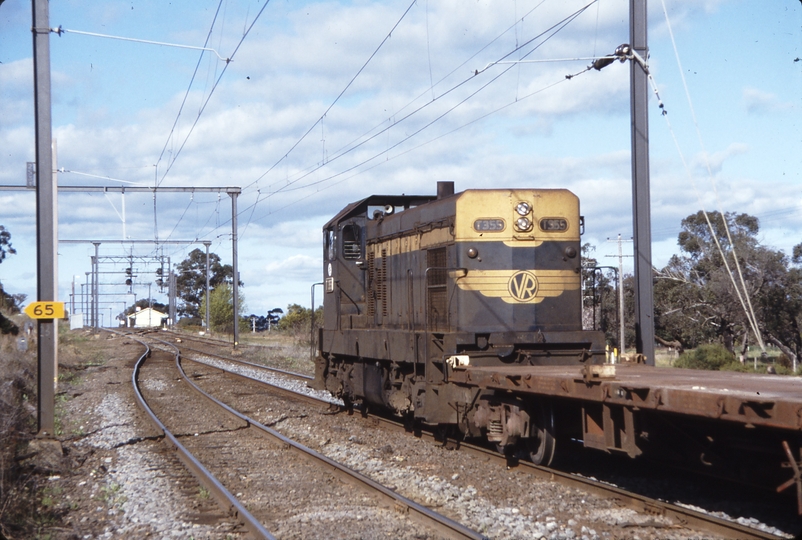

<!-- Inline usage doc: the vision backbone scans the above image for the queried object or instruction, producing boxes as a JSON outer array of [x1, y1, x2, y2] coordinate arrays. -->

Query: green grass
[[96, 482, 126, 507]]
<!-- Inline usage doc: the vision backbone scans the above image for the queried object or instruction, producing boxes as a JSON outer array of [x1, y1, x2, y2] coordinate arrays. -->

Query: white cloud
[[690, 143, 749, 175], [742, 87, 794, 115], [0, 0, 798, 320]]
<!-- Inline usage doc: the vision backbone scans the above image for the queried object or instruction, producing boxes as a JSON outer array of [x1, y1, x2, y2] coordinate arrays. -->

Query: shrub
[[177, 317, 202, 328], [719, 361, 750, 372], [776, 353, 792, 369], [674, 343, 735, 370], [773, 364, 794, 375]]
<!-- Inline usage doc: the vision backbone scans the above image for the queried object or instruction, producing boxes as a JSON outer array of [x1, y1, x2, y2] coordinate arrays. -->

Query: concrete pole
[[204, 241, 211, 333], [93, 242, 100, 330], [32, 0, 57, 437], [230, 193, 239, 347], [617, 235, 626, 355], [630, 0, 655, 364], [84, 272, 89, 320]]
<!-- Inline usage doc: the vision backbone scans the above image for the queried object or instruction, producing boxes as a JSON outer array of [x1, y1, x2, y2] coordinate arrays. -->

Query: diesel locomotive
[[314, 182, 606, 463]]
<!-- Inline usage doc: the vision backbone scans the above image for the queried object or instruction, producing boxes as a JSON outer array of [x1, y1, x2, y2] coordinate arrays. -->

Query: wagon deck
[[448, 363, 802, 432]]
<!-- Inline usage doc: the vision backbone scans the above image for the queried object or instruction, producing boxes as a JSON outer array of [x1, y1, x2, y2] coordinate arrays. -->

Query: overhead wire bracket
[[50, 25, 231, 63]]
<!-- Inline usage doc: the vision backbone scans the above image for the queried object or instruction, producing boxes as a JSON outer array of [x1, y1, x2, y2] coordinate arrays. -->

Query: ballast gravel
[[39, 333, 243, 539], [186, 353, 726, 540], [39, 331, 795, 539]]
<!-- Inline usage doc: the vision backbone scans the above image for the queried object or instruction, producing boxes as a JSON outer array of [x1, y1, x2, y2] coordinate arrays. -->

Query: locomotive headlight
[[515, 217, 532, 231], [515, 201, 531, 216], [467, 247, 478, 258]]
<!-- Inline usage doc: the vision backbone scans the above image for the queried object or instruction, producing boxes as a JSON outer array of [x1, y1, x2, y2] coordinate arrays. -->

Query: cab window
[[342, 224, 361, 260], [325, 228, 336, 261]]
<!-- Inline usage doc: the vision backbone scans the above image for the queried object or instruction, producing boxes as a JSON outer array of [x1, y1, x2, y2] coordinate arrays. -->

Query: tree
[[119, 299, 168, 321], [200, 283, 246, 334], [0, 229, 21, 335], [581, 243, 627, 349], [175, 248, 239, 318], [0, 282, 24, 336], [245, 308, 284, 332], [278, 303, 323, 341], [0, 226, 16, 264], [654, 211, 802, 364]]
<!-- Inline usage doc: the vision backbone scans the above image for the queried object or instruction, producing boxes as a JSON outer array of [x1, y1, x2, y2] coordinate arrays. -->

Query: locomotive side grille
[[380, 249, 388, 316], [427, 247, 448, 330], [367, 251, 376, 317]]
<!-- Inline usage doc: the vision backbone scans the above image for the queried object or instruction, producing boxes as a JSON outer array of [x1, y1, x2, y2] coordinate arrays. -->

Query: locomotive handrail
[[423, 266, 467, 382], [310, 282, 323, 363]]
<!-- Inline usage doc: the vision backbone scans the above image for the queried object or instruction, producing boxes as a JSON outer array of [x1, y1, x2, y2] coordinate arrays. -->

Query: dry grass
[[237, 330, 316, 375], [0, 328, 40, 539], [0, 324, 108, 539]]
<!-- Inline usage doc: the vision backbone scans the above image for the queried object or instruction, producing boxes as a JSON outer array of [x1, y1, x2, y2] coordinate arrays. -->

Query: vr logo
[[508, 271, 539, 302]]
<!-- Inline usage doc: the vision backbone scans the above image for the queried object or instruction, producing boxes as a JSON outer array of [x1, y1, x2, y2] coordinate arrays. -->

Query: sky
[[0, 0, 800, 325]]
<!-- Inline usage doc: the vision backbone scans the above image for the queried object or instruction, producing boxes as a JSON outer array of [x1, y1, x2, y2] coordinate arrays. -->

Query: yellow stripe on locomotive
[[454, 189, 580, 243], [454, 269, 579, 304]]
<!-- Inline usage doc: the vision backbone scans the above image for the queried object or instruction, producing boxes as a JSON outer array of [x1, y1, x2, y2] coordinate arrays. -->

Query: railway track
[[167, 331, 796, 540], [127, 331, 488, 539]]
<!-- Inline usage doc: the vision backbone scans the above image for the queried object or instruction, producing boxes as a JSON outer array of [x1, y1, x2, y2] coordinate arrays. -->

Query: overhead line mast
[[32, 0, 57, 438], [629, 0, 655, 364]]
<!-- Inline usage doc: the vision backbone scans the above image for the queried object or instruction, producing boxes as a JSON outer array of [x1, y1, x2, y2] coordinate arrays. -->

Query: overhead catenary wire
[[240, 0, 553, 199], [51, 26, 231, 62], [250, 74, 572, 221], [235, 0, 598, 225], [227, 2, 598, 236], [657, 0, 766, 353], [244, 0, 419, 192], [59, 169, 148, 185], [155, 0, 272, 188], [155, 0, 226, 185]]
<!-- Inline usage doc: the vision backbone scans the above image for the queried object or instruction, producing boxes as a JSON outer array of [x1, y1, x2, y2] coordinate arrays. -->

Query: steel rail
[[373, 416, 789, 540], [162, 330, 313, 381], [143, 333, 488, 540], [121, 331, 276, 540], [177, 347, 788, 540], [173, 341, 312, 381]]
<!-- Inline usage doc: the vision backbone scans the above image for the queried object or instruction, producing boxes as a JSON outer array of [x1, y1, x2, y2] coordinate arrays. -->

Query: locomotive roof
[[324, 194, 439, 229]]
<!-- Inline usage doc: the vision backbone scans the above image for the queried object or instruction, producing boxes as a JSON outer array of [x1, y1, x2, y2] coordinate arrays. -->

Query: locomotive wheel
[[526, 403, 556, 466]]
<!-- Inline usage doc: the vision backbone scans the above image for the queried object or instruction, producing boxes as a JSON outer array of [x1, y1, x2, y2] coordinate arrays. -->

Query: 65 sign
[[23, 301, 65, 320]]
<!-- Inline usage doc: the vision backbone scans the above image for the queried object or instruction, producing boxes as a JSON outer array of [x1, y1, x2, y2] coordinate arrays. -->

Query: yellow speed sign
[[23, 301, 65, 319]]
